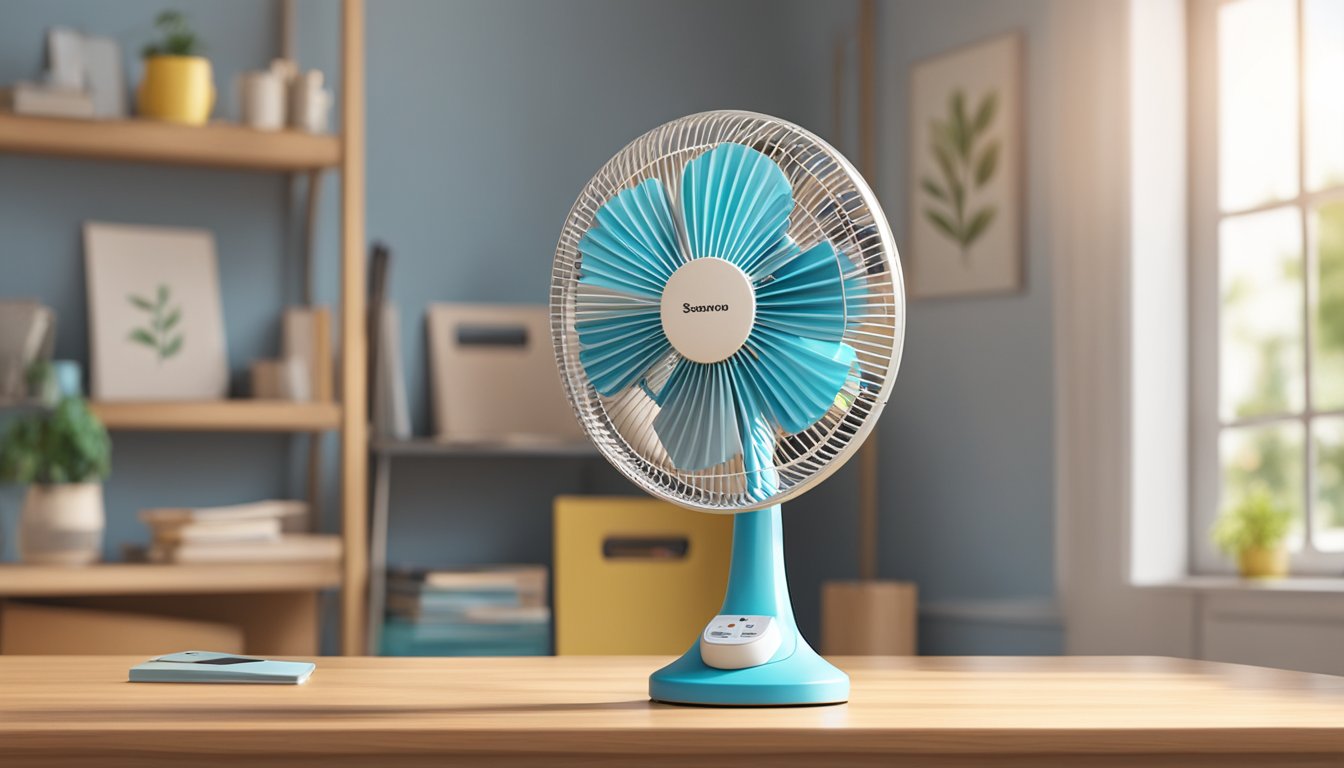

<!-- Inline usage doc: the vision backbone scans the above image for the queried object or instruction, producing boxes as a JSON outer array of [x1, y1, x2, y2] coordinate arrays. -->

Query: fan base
[[649, 633, 849, 706], [648, 505, 849, 706]]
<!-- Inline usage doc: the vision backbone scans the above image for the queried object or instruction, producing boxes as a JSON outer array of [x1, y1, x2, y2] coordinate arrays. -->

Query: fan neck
[[720, 505, 800, 655]]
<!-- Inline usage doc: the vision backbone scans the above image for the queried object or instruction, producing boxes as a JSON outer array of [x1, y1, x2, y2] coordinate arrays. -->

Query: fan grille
[[551, 111, 904, 512]]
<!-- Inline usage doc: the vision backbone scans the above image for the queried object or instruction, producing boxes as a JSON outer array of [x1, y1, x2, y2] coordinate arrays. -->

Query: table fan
[[551, 111, 904, 706]]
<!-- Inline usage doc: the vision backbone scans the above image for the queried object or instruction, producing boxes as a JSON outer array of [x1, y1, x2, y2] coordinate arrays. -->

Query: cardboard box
[[821, 580, 917, 655]]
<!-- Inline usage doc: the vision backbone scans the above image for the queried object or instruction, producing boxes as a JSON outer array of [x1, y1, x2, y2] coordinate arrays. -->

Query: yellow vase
[[1237, 546, 1288, 579], [137, 55, 214, 125]]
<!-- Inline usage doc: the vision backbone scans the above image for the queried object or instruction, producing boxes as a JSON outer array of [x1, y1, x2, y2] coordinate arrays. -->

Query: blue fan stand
[[648, 506, 850, 706]]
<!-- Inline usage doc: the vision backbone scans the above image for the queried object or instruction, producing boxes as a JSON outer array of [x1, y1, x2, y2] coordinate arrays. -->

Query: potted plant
[[1212, 485, 1293, 579], [137, 10, 213, 125], [0, 397, 111, 565]]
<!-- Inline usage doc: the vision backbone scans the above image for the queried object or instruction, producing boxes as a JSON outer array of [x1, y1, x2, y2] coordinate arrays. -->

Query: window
[[1193, 0, 1344, 572]]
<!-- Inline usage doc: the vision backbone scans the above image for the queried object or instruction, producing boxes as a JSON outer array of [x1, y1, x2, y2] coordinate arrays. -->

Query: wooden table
[[2, 656, 1343, 767]]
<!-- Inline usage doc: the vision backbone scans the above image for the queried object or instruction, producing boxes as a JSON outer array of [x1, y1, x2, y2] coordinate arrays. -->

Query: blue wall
[[874, 0, 1063, 652], [349, 0, 866, 648], [0, 0, 1059, 653]]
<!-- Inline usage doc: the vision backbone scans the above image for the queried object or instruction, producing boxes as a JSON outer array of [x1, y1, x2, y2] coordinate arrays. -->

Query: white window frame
[[1190, 0, 1344, 574]]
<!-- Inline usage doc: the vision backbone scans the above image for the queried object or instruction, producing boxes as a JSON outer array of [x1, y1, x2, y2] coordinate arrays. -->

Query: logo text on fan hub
[[683, 302, 731, 313]]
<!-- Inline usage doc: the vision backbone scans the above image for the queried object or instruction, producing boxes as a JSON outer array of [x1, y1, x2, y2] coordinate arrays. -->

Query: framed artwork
[[84, 222, 229, 400], [908, 33, 1023, 298]]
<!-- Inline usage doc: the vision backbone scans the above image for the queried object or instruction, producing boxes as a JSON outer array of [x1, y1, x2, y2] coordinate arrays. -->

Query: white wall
[[1056, 0, 1344, 676]]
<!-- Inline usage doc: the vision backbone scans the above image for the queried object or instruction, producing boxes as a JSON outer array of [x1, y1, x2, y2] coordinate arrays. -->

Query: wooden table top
[[2, 655, 1343, 767]]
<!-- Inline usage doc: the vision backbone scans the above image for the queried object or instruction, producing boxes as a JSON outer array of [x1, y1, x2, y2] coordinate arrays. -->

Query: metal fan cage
[[551, 110, 904, 512]]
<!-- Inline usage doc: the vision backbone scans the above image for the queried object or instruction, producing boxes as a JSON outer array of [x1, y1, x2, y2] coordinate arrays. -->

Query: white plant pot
[[19, 483, 105, 565]]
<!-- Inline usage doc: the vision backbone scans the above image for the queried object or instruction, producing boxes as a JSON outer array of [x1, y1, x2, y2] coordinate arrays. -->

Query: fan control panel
[[699, 615, 781, 670]]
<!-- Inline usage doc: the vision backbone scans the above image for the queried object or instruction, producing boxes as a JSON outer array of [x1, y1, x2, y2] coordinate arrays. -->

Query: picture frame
[[907, 33, 1024, 299], [84, 222, 229, 400]]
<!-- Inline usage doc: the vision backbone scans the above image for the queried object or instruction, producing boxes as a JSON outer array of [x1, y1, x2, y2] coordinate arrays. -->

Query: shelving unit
[[364, 437, 598, 654], [91, 400, 342, 432], [0, 562, 341, 656], [0, 0, 368, 654]]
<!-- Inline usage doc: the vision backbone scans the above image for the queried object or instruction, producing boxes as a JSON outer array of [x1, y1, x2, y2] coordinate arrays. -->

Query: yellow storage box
[[554, 496, 731, 655]]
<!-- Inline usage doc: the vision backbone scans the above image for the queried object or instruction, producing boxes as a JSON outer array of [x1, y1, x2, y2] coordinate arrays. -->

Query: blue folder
[[129, 651, 314, 684]]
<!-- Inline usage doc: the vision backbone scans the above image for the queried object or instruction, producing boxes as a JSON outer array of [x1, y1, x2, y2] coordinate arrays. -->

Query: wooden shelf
[[371, 437, 598, 458], [0, 0, 368, 654], [0, 562, 341, 597], [90, 400, 341, 432], [0, 113, 341, 172]]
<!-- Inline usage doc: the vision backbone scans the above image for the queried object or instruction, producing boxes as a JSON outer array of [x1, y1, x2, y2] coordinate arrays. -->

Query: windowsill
[[1138, 575, 1344, 595]]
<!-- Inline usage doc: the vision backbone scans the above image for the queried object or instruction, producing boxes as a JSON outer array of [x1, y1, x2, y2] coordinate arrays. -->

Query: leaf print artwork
[[127, 283, 185, 362], [921, 88, 1000, 264]]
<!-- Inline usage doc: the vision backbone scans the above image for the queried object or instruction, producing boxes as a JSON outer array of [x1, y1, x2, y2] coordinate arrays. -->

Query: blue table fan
[[551, 111, 904, 705]]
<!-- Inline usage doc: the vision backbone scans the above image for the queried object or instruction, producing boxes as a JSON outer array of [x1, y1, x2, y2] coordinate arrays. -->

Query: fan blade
[[745, 234, 801, 280], [754, 241, 850, 342], [729, 371, 779, 501], [579, 178, 682, 297], [652, 359, 743, 472], [681, 143, 794, 271], [575, 301, 670, 397], [740, 327, 857, 434]]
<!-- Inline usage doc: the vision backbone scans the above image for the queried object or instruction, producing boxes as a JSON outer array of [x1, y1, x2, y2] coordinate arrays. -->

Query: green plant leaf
[[950, 90, 970, 159], [129, 328, 157, 348], [964, 207, 997, 246], [162, 308, 182, 331], [163, 335, 184, 359], [931, 121, 959, 167], [156, 284, 169, 307], [949, 171, 965, 217], [974, 142, 1000, 188], [148, 11, 203, 57], [932, 141, 959, 189], [0, 396, 110, 484], [1212, 484, 1294, 554], [972, 92, 998, 135], [156, 10, 184, 29], [921, 177, 948, 202], [128, 294, 154, 311], [924, 208, 961, 243]]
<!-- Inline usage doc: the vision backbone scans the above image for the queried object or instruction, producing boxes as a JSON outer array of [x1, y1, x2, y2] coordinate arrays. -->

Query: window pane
[[1219, 0, 1299, 211], [1305, 0, 1344, 191], [1313, 201, 1344, 409], [1220, 207, 1304, 420], [1221, 421, 1305, 550], [1314, 418, 1344, 552]]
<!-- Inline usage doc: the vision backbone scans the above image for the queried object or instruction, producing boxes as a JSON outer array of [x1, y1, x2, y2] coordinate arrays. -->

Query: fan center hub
[[660, 257, 756, 364]]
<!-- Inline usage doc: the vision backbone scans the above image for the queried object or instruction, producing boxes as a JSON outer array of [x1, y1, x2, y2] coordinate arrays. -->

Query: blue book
[[129, 651, 315, 684]]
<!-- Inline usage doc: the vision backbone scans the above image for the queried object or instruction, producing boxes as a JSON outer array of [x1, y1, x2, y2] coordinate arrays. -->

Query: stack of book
[[141, 500, 341, 564], [381, 565, 550, 656]]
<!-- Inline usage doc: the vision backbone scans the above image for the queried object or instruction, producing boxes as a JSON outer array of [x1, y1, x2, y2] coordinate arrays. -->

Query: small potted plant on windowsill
[[0, 396, 111, 565], [137, 10, 213, 125], [1212, 485, 1293, 579]]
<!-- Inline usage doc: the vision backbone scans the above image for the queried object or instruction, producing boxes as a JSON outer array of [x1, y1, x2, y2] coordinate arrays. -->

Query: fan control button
[[700, 614, 781, 669]]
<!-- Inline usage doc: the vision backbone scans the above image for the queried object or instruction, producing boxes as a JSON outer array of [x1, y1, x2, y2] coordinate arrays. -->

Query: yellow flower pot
[[1237, 546, 1288, 579], [137, 55, 214, 125]]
